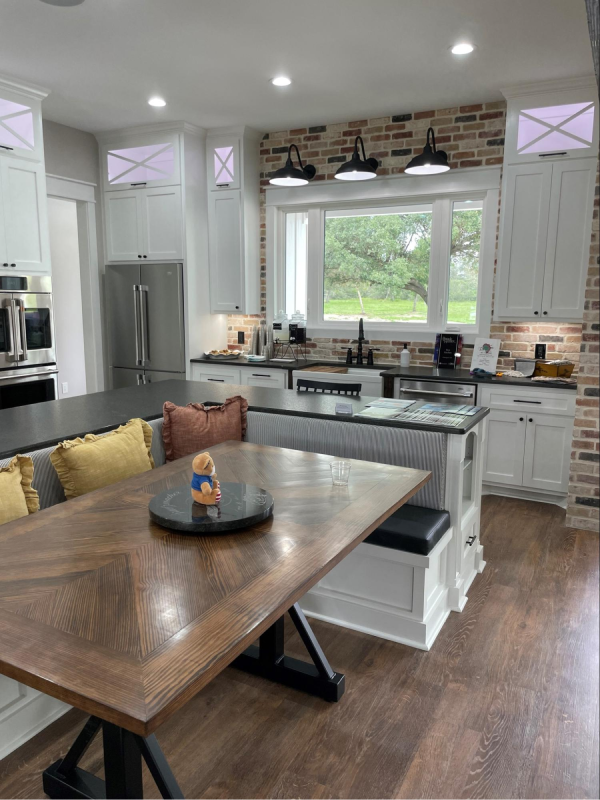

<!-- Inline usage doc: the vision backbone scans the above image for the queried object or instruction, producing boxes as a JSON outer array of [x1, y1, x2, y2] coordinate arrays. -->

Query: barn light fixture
[[334, 136, 378, 181], [405, 127, 450, 175], [269, 144, 316, 186]]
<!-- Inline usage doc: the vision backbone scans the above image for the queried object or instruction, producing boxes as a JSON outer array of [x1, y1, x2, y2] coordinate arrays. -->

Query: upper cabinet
[[495, 79, 598, 322], [100, 132, 181, 192], [503, 79, 599, 165], [0, 75, 51, 276], [206, 127, 260, 314]]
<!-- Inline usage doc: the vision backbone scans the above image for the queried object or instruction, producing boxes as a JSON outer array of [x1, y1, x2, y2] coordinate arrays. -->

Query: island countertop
[[0, 380, 489, 460]]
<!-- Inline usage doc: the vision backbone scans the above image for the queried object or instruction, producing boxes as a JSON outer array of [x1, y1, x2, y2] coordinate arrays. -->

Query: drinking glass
[[330, 460, 351, 486]]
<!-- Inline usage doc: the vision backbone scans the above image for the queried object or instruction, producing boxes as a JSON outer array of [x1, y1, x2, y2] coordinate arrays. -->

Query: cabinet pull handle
[[538, 151, 567, 158], [131, 182, 147, 186], [207, 378, 225, 382], [252, 373, 270, 377], [0, 145, 14, 151], [466, 535, 476, 546], [513, 399, 541, 404]]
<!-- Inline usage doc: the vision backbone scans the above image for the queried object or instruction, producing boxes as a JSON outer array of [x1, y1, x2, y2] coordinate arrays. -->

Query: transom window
[[0, 97, 35, 152], [107, 143, 175, 185]]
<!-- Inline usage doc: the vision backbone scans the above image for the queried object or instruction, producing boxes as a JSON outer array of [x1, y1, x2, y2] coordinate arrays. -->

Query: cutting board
[[301, 365, 348, 374]]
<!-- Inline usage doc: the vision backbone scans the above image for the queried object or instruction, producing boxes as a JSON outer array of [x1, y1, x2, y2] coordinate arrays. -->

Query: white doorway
[[47, 196, 87, 398]]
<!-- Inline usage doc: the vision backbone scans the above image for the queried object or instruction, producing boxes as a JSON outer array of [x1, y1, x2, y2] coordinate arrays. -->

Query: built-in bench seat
[[366, 507, 451, 556]]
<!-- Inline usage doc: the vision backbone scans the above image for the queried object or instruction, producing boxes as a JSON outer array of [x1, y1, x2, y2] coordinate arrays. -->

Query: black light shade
[[405, 127, 450, 175], [335, 136, 378, 181], [269, 144, 316, 186]]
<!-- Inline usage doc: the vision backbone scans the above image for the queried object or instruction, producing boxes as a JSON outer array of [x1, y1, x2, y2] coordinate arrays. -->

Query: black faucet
[[346, 318, 369, 365]]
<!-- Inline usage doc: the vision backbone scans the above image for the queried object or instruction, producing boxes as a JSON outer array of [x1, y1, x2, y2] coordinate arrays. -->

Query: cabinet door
[[0, 168, 6, 266], [483, 410, 526, 486], [141, 186, 183, 261], [0, 160, 50, 273], [209, 191, 243, 313], [522, 414, 573, 493], [102, 135, 180, 192], [495, 163, 552, 318], [541, 159, 596, 320], [207, 138, 241, 191], [0, 87, 44, 162], [105, 191, 143, 262], [240, 368, 287, 389]]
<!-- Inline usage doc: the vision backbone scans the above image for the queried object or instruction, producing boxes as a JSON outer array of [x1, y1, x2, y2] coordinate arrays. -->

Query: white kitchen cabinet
[[483, 409, 526, 486], [190, 362, 242, 385], [105, 185, 183, 262], [206, 127, 260, 314], [495, 157, 596, 322], [522, 413, 573, 492], [240, 367, 287, 389], [0, 159, 51, 274], [480, 385, 575, 499], [0, 80, 45, 163], [100, 133, 180, 192]]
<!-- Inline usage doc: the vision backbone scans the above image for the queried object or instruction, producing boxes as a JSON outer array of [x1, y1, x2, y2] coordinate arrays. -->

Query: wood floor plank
[[0, 496, 598, 800]]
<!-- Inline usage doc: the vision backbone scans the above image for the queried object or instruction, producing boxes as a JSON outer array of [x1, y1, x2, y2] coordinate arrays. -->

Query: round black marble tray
[[148, 482, 274, 534]]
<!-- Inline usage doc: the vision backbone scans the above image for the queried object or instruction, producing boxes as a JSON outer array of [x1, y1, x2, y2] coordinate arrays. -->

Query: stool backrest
[[296, 378, 362, 396]]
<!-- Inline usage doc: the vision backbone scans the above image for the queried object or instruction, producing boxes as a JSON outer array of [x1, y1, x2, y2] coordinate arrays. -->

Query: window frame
[[266, 167, 500, 344]]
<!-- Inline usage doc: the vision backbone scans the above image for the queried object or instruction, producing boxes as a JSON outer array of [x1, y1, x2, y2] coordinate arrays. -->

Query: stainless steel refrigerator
[[106, 263, 185, 388]]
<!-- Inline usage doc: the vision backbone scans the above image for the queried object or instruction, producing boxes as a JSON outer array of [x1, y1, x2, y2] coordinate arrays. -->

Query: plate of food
[[205, 349, 242, 360]]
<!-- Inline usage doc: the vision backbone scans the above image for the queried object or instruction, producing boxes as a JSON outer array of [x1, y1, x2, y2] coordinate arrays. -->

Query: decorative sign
[[470, 338, 501, 374], [436, 334, 461, 368]]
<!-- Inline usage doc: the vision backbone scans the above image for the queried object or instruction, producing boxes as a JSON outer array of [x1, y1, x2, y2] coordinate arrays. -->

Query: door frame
[[46, 174, 103, 394]]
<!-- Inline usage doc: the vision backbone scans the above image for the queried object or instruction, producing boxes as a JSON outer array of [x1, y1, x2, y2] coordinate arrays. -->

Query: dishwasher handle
[[400, 387, 474, 398]]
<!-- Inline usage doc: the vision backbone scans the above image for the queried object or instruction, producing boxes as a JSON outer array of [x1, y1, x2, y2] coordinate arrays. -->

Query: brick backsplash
[[224, 101, 597, 532]]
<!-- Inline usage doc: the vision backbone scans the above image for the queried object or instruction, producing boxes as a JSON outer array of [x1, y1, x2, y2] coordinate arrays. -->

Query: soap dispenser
[[400, 343, 411, 368]]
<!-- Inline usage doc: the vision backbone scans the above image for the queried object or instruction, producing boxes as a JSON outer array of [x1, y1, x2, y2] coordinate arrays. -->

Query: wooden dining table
[[0, 441, 429, 800]]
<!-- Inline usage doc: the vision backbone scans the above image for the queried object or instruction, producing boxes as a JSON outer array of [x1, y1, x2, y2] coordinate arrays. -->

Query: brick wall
[[566, 164, 600, 532]]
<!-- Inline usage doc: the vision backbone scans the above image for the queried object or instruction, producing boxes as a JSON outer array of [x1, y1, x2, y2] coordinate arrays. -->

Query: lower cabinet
[[480, 386, 575, 498], [190, 362, 288, 389]]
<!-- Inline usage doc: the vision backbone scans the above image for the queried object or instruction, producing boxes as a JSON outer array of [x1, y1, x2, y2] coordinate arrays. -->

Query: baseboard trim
[[483, 483, 567, 508]]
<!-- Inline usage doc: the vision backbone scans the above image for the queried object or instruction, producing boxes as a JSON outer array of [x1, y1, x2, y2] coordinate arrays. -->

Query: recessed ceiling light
[[271, 76, 292, 87], [39, 0, 85, 5], [451, 42, 475, 55], [148, 97, 167, 107]]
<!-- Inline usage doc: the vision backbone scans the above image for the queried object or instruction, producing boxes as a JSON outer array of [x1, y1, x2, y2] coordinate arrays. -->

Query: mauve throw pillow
[[162, 396, 248, 461]]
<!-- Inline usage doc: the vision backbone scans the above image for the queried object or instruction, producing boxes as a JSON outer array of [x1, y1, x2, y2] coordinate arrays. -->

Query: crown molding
[[501, 75, 597, 99], [95, 120, 206, 143], [0, 73, 49, 102], [206, 124, 262, 141]]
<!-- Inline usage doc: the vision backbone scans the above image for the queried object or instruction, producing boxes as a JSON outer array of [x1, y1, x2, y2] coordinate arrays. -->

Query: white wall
[[47, 197, 87, 398]]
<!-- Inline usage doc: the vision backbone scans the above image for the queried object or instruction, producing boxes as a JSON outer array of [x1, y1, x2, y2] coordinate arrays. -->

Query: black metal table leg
[[231, 603, 345, 701], [43, 717, 183, 800]]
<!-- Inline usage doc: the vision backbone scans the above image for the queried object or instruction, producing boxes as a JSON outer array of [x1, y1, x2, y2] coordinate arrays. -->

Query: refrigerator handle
[[133, 285, 142, 366], [4, 301, 16, 360], [139, 284, 150, 366]]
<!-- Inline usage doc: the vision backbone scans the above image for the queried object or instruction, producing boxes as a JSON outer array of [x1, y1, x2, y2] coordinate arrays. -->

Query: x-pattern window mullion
[[517, 102, 594, 152], [108, 143, 173, 183]]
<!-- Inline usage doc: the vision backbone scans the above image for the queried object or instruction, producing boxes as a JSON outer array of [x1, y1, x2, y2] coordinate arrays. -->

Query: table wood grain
[[0, 441, 429, 736]]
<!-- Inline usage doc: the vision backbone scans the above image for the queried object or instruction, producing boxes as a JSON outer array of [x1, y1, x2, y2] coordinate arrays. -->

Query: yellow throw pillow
[[0, 455, 39, 525], [50, 418, 155, 499]]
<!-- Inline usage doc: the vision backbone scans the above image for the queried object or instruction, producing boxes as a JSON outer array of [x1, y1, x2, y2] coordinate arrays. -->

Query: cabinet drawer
[[479, 385, 576, 416], [190, 364, 241, 385], [241, 368, 287, 389]]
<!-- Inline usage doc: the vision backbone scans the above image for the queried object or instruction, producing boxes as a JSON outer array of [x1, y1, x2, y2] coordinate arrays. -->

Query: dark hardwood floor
[[0, 495, 598, 799]]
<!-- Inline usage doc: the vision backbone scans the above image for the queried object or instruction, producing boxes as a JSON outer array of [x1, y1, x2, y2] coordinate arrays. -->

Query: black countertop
[[0, 380, 489, 460], [191, 357, 577, 390], [380, 365, 577, 390]]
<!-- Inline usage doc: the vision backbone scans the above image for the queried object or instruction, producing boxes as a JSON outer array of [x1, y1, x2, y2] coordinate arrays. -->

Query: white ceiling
[[0, 0, 594, 134]]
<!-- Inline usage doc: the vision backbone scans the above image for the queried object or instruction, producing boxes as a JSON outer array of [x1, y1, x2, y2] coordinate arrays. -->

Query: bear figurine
[[190, 452, 222, 505]]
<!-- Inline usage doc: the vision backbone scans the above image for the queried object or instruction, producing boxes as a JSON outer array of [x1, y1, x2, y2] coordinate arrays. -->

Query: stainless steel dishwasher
[[395, 378, 477, 405]]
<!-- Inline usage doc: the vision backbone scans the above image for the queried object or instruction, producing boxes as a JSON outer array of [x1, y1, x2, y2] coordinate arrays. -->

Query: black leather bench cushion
[[366, 506, 451, 556]]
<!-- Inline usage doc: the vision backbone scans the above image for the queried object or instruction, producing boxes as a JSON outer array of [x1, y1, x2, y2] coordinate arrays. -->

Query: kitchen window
[[269, 170, 497, 340]]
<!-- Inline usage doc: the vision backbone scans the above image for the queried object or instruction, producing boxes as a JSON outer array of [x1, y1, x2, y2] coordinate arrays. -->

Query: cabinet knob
[[235, 306, 240, 310], [529, 417, 533, 422], [519, 417, 524, 422], [138, 255, 142, 258], [543, 311, 548, 315], [534, 311, 539, 315], [10, 264, 15, 268], [143, 255, 147, 258], [2, 263, 7, 267]]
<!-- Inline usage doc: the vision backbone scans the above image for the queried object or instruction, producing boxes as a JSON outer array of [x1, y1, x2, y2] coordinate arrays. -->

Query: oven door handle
[[400, 387, 474, 398], [16, 300, 28, 362]]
